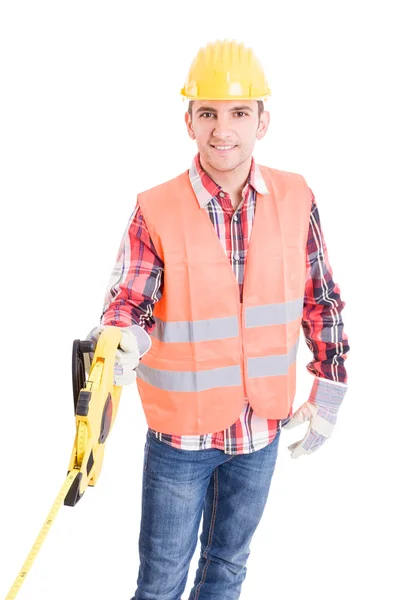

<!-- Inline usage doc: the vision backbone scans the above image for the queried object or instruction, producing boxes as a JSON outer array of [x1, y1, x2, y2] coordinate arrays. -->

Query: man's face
[[185, 100, 269, 172]]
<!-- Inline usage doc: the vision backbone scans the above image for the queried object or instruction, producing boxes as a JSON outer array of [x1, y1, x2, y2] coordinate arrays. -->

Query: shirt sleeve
[[100, 203, 164, 334], [301, 189, 350, 390]]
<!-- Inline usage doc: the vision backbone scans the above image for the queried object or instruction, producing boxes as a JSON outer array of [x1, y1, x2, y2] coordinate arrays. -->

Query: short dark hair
[[188, 100, 264, 121]]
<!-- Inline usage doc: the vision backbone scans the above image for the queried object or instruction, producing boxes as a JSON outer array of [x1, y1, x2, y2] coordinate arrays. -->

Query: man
[[88, 39, 350, 600]]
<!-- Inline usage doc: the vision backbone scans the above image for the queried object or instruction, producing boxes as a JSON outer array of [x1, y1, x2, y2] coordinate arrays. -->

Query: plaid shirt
[[101, 153, 350, 454]]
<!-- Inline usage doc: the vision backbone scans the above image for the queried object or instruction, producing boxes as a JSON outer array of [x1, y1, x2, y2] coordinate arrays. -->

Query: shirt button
[[234, 253, 240, 261], [219, 191, 225, 197], [233, 214, 238, 221]]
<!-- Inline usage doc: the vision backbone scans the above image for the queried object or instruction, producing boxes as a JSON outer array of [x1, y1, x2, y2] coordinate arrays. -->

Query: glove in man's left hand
[[282, 377, 347, 459]]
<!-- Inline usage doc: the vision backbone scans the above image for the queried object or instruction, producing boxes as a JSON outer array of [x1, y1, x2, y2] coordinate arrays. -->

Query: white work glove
[[85, 324, 151, 386], [282, 377, 347, 459]]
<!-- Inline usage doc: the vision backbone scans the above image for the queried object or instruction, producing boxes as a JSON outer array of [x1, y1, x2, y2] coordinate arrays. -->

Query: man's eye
[[200, 113, 214, 118]]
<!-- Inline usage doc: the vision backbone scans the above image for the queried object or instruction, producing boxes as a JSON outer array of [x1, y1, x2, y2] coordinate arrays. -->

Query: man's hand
[[85, 324, 151, 386], [282, 377, 347, 459]]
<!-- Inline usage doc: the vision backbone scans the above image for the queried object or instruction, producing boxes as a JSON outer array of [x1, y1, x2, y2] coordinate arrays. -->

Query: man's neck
[[199, 154, 252, 197]]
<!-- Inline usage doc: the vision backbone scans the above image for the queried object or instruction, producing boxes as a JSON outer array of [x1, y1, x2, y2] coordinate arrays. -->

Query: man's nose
[[212, 114, 233, 138]]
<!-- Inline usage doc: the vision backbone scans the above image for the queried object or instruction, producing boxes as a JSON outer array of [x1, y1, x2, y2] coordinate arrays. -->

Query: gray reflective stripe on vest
[[136, 338, 299, 391], [245, 298, 303, 327], [136, 363, 242, 392], [151, 315, 239, 343], [248, 338, 299, 378], [151, 299, 303, 344]]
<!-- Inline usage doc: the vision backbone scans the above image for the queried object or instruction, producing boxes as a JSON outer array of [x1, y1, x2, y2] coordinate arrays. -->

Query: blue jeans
[[130, 426, 281, 600]]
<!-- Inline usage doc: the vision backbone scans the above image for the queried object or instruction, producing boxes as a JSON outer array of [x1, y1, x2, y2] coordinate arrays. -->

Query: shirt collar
[[189, 152, 269, 209]]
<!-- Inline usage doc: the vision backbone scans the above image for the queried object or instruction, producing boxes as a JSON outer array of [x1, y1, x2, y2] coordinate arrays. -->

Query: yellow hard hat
[[180, 39, 271, 101]]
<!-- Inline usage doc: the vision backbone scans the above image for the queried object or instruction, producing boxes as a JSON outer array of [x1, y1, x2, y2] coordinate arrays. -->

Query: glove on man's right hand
[[85, 324, 150, 386]]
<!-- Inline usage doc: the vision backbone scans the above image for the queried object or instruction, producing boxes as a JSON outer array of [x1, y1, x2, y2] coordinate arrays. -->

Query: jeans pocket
[[143, 436, 152, 471]]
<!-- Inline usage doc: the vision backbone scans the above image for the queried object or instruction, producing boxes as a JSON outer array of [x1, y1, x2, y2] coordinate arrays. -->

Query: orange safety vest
[[135, 165, 312, 435]]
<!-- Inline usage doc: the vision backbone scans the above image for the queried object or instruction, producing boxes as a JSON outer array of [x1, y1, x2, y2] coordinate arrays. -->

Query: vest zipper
[[240, 302, 248, 402]]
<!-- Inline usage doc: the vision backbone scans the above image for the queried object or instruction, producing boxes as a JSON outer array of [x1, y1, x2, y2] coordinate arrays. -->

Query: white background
[[1, 1, 397, 599]]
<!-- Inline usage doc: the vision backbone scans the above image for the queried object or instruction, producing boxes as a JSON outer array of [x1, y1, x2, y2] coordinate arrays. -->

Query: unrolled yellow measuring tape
[[4, 327, 123, 599], [5, 469, 80, 599]]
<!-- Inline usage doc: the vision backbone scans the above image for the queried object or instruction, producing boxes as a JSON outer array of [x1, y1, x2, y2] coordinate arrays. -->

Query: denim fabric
[[130, 427, 281, 600]]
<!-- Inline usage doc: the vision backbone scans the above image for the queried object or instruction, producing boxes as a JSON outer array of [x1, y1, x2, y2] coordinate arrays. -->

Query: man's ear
[[185, 111, 196, 140], [256, 110, 270, 140]]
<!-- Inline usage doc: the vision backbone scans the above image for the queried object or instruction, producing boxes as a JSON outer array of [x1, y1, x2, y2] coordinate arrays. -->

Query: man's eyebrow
[[195, 105, 254, 114]]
